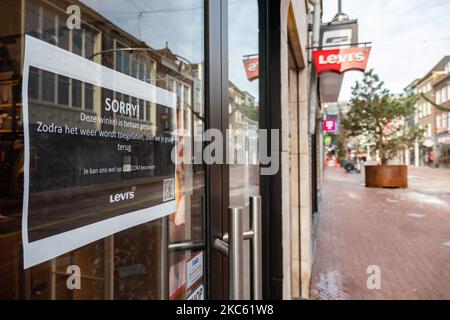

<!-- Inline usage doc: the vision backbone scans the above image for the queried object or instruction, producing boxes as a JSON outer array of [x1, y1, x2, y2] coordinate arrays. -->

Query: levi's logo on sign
[[110, 186, 136, 203], [313, 47, 371, 75], [243, 55, 259, 81]]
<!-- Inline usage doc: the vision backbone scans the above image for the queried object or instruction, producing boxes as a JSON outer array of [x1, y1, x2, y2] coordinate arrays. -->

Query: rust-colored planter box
[[365, 165, 408, 188]]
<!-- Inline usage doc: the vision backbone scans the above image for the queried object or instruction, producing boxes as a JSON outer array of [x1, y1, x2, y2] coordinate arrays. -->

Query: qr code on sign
[[163, 178, 175, 201]]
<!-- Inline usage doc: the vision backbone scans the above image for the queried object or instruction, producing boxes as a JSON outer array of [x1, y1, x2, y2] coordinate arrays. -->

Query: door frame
[[205, 0, 230, 299], [204, 0, 279, 300], [259, 0, 283, 299]]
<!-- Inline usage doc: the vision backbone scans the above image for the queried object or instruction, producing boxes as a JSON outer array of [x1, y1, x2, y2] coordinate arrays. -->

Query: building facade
[[0, 0, 324, 300], [414, 56, 450, 167], [433, 73, 450, 167]]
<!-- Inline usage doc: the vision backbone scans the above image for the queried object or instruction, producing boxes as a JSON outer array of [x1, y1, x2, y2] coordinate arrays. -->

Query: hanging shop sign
[[323, 135, 333, 146], [323, 119, 336, 133], [22, 35, 177, 268], [316, 20, 359, 103], [313, 47, 371, 75], [320, 19, 358, 49], [243, 55, 259, 81]]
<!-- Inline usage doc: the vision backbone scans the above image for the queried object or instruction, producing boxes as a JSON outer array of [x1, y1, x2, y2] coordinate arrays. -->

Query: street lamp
[[332, 0, 350, 22]]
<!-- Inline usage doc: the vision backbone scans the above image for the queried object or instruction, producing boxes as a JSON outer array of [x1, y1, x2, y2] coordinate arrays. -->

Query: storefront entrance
[[0, 0, 261, 300]]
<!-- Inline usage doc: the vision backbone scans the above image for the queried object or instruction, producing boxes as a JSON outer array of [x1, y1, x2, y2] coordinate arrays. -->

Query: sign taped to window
[[22, 36, 177, 268]]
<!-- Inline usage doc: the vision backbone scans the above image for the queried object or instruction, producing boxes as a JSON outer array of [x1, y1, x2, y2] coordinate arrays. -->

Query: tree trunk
[[377, 125, 387, 165], [380, 145, 388, 165]]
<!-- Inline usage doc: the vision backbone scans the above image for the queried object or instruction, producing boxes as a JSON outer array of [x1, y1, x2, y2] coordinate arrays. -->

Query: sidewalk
[[310, 166, 450, 300]]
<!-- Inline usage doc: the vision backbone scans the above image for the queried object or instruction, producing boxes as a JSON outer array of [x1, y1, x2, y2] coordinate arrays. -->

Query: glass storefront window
[[0, 0, 205, 300]]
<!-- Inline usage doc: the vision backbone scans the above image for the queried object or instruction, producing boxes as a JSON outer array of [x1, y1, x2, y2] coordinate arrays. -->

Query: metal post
[[332, 0, 350, 22], [229, 207, 243, 300], [250, 196, 262, 300]]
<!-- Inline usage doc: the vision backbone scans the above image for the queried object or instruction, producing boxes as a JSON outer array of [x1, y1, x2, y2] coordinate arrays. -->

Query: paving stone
[[310, 167, 450, 300], [406, 213, 426, 219]]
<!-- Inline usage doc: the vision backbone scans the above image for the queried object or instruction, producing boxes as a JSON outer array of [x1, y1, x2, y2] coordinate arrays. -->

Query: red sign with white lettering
[[243, 56, 259, 81], [313, 47, 371, 75]]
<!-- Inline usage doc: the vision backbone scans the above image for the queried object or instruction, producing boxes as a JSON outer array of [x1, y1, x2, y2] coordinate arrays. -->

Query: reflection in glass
[[228, 0, 260, 299], [228, 0, 260, 207], [57, 76, 70, 106], [0, 0, 205, 300]]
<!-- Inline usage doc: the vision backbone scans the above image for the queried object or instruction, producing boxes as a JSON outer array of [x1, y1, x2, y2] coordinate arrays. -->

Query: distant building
[[242, 91, 256, 108], [433, 71, 450, 166], [404, 79, 420, 166], [415, 56, 450, 167]]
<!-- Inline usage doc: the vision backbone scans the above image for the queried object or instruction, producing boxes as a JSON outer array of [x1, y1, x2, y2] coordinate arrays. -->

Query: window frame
[[28, 3, 100, 111]]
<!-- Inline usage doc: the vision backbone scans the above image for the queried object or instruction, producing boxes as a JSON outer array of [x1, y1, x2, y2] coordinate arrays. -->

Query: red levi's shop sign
[[313, 47, 371, 75], [243, 55, 259, 81]]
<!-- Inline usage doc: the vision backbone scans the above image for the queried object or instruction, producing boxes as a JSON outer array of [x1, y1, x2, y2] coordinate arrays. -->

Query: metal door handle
[[212, 208, 244, 300], [221, 196, 262, 300], [250, 195, 262, 300], [229, 207, 244, 300]]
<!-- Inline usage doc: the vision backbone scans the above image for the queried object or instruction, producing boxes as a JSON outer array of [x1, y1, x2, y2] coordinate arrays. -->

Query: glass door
[[0, 0, 206, 300], [197, 0, 262, 300]]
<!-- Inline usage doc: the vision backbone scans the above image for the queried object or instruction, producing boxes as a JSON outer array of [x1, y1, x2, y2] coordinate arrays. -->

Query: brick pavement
[[310, 166, 450, 300]]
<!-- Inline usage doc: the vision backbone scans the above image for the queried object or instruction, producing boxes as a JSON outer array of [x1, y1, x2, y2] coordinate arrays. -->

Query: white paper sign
[[187, 285, 205, 300], [186, 252, 203, 290], [22, 35, 177, 268]]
